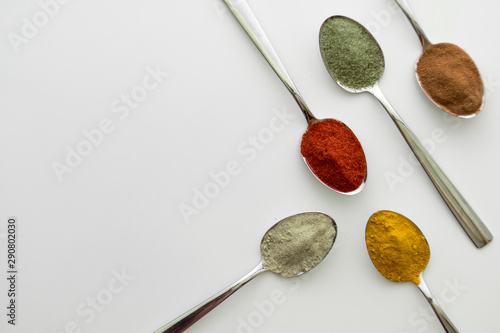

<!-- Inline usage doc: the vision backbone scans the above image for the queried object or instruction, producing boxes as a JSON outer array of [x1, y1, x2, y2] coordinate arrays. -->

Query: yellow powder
[[365, 210, 430, 285]]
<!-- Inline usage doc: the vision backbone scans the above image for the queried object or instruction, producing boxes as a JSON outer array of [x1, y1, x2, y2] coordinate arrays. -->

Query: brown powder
[[416, 43, 484, 117]]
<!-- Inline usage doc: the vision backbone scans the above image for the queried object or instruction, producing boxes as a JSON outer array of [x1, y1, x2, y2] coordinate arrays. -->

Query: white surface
[[1, 0, 499, 332]]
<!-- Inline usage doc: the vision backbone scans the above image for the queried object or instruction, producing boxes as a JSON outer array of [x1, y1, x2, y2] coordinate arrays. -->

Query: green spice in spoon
[[319, 15, 493, 249], [365, 211, 459, 333], [319, 16, 384, 91]]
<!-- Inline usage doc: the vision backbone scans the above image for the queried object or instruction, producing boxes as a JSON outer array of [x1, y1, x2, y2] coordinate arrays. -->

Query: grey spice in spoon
[[154, 212, 337, 333], [262, 212, 337, 277]]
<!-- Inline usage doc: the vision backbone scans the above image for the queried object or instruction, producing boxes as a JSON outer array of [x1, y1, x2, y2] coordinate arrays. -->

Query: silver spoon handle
[[417, 274, 459, 333], [371, 85, 492, 248], [153, 263, 266, 333], [395, 0, 432, 50], [223, 0, 316, 124]]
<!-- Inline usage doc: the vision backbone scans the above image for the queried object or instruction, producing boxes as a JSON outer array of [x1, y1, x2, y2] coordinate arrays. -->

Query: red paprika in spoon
[[224, 0, 367, 194], [301, 119, 367, 193]]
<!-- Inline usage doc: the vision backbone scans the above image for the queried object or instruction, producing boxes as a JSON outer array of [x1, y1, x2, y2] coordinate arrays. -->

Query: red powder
[[300, 119, 367, 193]]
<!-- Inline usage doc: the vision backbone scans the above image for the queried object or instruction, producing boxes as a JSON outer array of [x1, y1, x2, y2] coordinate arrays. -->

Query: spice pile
[[365, 210, 430, 285], [319, 16, 384, 90], [261, 212, 337, 277], [416, 42, 484, 117], [300, 119, 366, 193]]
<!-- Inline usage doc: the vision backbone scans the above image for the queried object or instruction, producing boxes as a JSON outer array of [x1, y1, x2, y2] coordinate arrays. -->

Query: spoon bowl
[[365, 210, 459, 333], [223, 0, 367, 195], [261, 212, 337, 277], [300, 118, 367, 194], [319, 15, 492, 248], [395, 0, 484, 118], [154, 212, 337, 333]]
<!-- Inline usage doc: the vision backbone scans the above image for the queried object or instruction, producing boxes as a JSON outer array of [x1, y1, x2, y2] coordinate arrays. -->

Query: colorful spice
[[319, 16, 384, 90], [261, 212, 337, 278], [416, 43, 484, 117], [300, 119, 366, 193], [365, 210, 430, 285]]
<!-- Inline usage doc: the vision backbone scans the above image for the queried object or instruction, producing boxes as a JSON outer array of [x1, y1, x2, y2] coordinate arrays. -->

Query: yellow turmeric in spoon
[[365, 210, 460, 332], [365, 210, 429, 284]]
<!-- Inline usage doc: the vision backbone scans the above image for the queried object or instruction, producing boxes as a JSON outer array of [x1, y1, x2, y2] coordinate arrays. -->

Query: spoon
[[153, 212, 337, 333], [395, 0, 484, 118], [365, 210, 459, 333], [222, 0, 367, 195], [319, 16, 492, 248]]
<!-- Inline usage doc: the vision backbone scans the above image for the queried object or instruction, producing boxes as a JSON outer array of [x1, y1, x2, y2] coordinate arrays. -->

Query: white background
[[1, 0, 499, 332]]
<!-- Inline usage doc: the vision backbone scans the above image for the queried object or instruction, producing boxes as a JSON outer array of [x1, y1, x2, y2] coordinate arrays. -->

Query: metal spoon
[[395, 0, 484, 118], [223, 0, 367, 195], [365, 210, 459, 333], [319, 16, 492, 248], [153, 212, 337, 333]]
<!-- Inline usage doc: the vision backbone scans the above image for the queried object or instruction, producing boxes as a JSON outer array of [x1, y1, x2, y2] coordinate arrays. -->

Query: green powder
[[261, 212, 336, 278], [319, 16, 385, 90]]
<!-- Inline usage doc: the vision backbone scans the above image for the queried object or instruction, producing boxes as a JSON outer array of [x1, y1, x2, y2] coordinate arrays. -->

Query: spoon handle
[[417, 274, 460, 333], [153, 263, 266, 333], [395, 0, 432, 50], [371, 85, 493, 248], [223, 0, 316, 125]]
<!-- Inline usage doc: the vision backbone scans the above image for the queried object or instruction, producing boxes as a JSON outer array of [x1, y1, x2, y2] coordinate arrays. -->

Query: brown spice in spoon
[[416, 43, 484, 117]]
